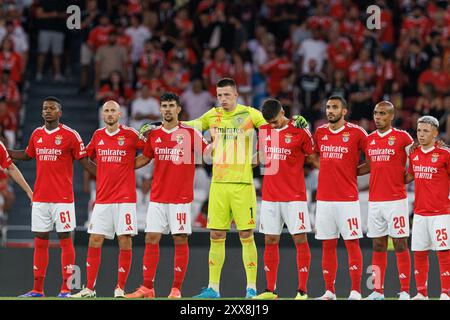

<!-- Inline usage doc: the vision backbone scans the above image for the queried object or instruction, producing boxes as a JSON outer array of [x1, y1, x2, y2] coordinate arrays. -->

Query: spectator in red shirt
[[418, 56, 450, 95], [230, 52, 252, 105], [96, 70, 134, 107], [0, 96, 16, 148], [162, 59, 190, 96], [260, 46, 292, 97], [138, 38, 165, 82], [401, 5, 431, 43], [81, 14, 113, 91], [349, 48, 376, 84], [0, 69, 20, 113], [326, 25, 353, 77], [0, 37, 23, 85], [339, 5, 364, 52], [308, 3, 333, 32], [202, 47, 231, 96]]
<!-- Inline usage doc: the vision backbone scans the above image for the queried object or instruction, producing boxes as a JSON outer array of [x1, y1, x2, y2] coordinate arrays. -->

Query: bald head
[[373, 100, 395, 132], [102, 100, 122, 126], [375, 101, 395, 114], [102, 100, 121, 111]]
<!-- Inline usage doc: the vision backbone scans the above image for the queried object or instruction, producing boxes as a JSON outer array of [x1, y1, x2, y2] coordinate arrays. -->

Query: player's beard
[[105, 117, 118, 126], [163, 114, 174, 122], [327, 113, 342, 124]]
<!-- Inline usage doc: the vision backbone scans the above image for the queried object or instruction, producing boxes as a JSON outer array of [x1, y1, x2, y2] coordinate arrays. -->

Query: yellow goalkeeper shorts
[[207, 182, 257, 231]]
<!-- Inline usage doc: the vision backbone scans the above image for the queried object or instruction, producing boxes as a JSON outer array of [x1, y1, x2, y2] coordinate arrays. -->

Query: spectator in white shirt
[[129, 84, 160, 130], [296, 28, 328, 73], [180, 78, 214, 120], [125, 13, 152, 65]]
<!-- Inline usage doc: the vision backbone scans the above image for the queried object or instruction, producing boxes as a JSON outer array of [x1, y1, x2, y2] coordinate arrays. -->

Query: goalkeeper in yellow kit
[[140, 79, 307, 298]]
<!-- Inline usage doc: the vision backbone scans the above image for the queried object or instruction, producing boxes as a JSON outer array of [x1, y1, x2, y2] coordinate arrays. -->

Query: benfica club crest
[[117, 136, 125, 146], [285, 133, 293, 144], [55, 135, 63, 145], [388, 136, 396, 146], [176, 134, 184, 144], [235, 117, 243, 125], [342, 132, 350, 142], [431, 153, 439, 163]]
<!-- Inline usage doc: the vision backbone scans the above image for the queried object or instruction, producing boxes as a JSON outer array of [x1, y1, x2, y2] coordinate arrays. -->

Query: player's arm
[[182, 109, 212, 131], [357, 160, 371, 176], [305, 152, 320, 169], [7, 149, 32, 161], [135, 154, 151, 169], [405, 172, 414, 184], [6, 163, 33, 201], [78, 156, 97, 177]]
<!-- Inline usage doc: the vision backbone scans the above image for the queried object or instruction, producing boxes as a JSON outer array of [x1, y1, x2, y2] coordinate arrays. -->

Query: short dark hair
[[43, 96, 62, 110], [261, 99, 282, 121], [216, 78, 236, 89], [160, 92, 180, 106], [327, 95, 348, 109]]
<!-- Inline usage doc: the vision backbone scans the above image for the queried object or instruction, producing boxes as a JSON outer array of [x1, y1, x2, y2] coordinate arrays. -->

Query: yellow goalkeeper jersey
[[184, 104, 266, 184]]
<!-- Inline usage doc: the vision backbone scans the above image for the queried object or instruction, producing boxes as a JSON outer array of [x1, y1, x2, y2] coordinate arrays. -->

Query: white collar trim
[[377, 128, 392, 137], [421, 146, 435, 154], [105, 127, 120, 137], [162, 126, 179, 134], [275, 125, 288, 132], [328, 124, 346, 134], [44, 126, 60, 134]]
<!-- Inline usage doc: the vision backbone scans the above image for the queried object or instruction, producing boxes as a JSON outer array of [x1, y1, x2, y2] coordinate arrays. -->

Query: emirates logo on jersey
[[285, 133, 292, 144], [342, 132, 350, 142], [176, 134, 184, 144], [431, 153, 439, 163], [388, 136, 396, 146], [117, 135, 125, 146], [55, 135, 63, 145]]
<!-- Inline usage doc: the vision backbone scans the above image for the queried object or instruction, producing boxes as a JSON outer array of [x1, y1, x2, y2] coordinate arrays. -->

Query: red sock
[[172, 243, 189, 290], [345, 239, 363, 293], [371, 251, 387, 294], [59, 238, 75, 292], [117, 249, 132, 289], [395, 250, 411, 293], [143, 243, 159, 289], [437, 250, 450, 294], [296, 242, 311, 293], [414, 251, 429, 296], [86, 247, 101, 290], [33, 238, 49, 293], [322, 239, 338, 293], [264, 243, 279, 292]]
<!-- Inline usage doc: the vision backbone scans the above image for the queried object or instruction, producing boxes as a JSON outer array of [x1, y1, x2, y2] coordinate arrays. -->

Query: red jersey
[[418, 70, 450, 94], [0, 51, 23, 83], [143, 124, 208, 203], [314, 122, 367, 201], [0, 140, 12, 169], [408, 146, 450, 216], [202, 60, 231, 96], [259, 122, 314, 202], [366, 128, 414, 201], [260, 57, 292, 96], [86, 125, 146, 204], [0, 110, 17, 131], [25, 124, 87, 203], [327, 37, 353, 72], [87, 25, 114, 51]]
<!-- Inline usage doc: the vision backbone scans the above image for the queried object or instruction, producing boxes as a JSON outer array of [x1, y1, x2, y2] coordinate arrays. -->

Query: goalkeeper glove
[[139, 121, 162, 135], [292, 115, 308, 129]]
